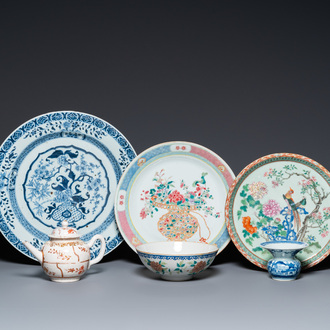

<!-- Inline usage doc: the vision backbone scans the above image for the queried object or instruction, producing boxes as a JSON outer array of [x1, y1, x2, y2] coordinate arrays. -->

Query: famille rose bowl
[[136, 241, 218, 281]]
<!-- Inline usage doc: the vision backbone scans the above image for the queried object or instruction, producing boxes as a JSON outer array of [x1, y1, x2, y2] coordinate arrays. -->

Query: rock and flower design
[[236, 163, 330, 255], [139, 169, 220, 242]]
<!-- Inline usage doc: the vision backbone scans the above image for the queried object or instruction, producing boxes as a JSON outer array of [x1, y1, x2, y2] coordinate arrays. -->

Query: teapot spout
[[23, 241, 43, 264]]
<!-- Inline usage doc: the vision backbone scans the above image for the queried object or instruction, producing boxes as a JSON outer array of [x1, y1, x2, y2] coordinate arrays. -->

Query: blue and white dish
[[0, 111, 136, 260]]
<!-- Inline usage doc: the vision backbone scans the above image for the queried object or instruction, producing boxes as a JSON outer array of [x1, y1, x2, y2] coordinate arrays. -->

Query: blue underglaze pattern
[[137, 251, 217, 260], [0, 111, 136, 259], [267, 259, 301, 279]]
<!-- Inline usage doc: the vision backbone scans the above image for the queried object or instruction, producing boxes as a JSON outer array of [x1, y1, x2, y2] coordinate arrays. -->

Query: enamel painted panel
[[225, 153, 330, 269]]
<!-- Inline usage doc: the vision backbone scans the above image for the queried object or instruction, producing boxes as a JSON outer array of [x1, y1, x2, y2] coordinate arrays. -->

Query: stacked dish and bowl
[[1, 111, 329, 282]]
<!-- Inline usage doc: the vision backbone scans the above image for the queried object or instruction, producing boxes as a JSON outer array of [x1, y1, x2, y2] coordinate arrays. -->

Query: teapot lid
[[49, 221, 80, 239]]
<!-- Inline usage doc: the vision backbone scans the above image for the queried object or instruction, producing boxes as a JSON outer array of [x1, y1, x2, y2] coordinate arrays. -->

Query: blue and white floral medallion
[[0, 111, 136, 260]]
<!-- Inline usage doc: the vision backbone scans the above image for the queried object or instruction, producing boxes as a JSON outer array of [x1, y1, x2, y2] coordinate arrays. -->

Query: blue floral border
[[137, 251, 217, 260], [0, 111, 136, 260]]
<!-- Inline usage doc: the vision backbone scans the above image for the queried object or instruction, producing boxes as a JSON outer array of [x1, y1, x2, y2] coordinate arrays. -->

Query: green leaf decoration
[[240, 190, 247, 197], [246, 237, 253, 246], [247, 195, 257, 208], [243, 184, 249, 191], [240, 206, 248, 212], [243, 229, 250, 238], [261, 218, 268, 225], [309, 242, 321, 249], [252, 247, 263, 252], [237, 210, 242, 219]]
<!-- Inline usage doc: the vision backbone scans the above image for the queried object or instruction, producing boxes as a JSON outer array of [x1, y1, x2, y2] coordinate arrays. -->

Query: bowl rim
[[135, 241, 219, 256]]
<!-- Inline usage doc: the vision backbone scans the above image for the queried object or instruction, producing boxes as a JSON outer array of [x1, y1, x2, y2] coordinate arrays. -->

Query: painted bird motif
[[283, 188, 306, 233]]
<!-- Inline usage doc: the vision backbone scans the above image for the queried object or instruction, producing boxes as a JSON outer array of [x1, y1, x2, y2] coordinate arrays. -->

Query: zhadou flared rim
[[260, 240, 309, 251]]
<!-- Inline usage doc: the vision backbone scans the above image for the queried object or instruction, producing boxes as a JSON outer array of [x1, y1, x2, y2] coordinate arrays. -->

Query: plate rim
[[225, 152, 330, 269], [115, 140, 235, 254], [0, 110, 136, 260]]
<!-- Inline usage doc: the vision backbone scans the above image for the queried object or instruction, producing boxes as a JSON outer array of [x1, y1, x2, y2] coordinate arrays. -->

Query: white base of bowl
[[271, 277, 297, 282], [160, 274, 193, 281], [50, 277, 80, 283]]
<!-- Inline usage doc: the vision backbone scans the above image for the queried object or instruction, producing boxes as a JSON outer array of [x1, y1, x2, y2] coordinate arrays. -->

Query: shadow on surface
[[101, 242, 140, 265], [213, 241, 263, 272], [0, 231, 140, 265], [0, 234, 38, 265], [216, 241, 330, 275], [3, 231, 330, 274], [134, 265, 220, 281], [303, 257, 330, 273], [15, 268, 46, 279]]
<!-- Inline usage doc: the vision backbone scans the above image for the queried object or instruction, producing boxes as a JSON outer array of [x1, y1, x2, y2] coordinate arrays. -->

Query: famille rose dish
[[115, 141, 235, 253], [225, 153, 330, 269], [0, 111, 136, 260]]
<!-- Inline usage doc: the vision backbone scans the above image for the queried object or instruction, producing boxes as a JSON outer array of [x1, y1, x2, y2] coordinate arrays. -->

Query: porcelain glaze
[[115, 141, 235, 254], [225, 153, 330, 269], [0, 111, 136, 260], [136, 241, 218, 281], [23, 221, 106, 282], [260, 241, 308, 281]]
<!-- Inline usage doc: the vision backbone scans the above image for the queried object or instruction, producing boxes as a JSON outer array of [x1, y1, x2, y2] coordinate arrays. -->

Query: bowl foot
[[270, 276, 297, 281], [160, 275, 193, 281], [50, 277, 80, 283]]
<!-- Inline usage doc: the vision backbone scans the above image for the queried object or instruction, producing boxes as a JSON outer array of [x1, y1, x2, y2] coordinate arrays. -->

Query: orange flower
[[192, 261, 207, 273], [150, 261, 163, 272], [242, 216, 258, 234]]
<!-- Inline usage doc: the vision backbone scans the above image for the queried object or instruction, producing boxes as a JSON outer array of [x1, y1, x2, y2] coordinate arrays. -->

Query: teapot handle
[[87, 235, 106, 268]]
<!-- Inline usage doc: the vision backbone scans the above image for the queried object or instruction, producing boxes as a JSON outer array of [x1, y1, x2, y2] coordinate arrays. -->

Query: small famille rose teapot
[[23, 220, 106, 282]]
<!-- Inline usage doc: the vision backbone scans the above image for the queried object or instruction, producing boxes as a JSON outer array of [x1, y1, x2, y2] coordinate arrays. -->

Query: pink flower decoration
[[168, 190, 185, 203], [321, 231, 329, 238], [263, 199, 281, 217], [248, 182, 268, 200], [140, 209, 147, 219]]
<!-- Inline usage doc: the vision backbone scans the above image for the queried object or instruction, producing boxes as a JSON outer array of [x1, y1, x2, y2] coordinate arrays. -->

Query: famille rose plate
[[115, 141, 235, 254], [0, 111, 136, 260], [225, 153, 330, 269]]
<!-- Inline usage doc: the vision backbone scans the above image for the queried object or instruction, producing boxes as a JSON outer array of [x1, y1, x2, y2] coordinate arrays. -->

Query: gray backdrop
[[0, 2, 329, 329]]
